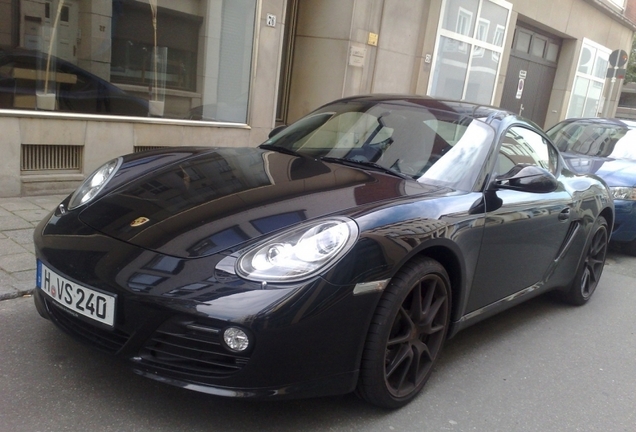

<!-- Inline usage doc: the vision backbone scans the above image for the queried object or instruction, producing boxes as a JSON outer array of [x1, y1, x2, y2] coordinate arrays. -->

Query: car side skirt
[[449, 280, 553, 337]]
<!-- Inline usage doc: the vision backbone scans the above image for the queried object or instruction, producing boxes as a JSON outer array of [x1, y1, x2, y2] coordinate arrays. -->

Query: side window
[[498, 126, 558, 175]]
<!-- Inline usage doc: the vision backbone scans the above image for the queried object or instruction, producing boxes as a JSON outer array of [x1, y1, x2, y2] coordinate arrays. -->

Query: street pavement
[[0, 194, 66, 300]]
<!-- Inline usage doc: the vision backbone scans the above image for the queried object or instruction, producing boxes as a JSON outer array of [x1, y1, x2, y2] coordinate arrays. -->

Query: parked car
[[0, 48, 148, 116], [33, 95, 613, 409], [547, 118, 636, 255]]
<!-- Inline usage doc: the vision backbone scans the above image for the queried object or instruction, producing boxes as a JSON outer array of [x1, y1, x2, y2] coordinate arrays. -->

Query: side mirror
[[268, 124, 287, 138], [494, 164, 558, 193]]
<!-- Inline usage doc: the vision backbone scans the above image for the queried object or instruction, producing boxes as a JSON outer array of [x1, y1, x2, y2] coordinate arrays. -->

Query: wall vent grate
[[134, 146, 168, 153], [21, 145, 83, 172]]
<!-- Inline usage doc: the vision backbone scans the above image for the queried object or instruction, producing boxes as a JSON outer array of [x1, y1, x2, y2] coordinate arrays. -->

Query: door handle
[[558, 208, 570, 221]]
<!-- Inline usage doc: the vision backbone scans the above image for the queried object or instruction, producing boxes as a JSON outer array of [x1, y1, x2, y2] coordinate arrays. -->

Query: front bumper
[[34, 251, 377, 398], [610, 199, 636, 243]]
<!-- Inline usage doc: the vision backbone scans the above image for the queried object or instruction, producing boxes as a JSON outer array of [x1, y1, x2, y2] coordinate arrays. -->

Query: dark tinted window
[[498, 126, 558, 175], [263, 100, 496, 191]]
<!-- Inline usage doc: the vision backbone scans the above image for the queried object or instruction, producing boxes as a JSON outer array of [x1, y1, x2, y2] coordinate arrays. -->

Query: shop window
[[1, 0, 257, 123], [110, 1, 200, 93]]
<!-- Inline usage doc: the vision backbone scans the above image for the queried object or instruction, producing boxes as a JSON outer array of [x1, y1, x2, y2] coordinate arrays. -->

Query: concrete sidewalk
[[0, 194, 67, 300]]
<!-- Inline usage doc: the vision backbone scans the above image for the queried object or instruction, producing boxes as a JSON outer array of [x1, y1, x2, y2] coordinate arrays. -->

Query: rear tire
[[564, 216, 608, 305], [357, 257, 451, 409]]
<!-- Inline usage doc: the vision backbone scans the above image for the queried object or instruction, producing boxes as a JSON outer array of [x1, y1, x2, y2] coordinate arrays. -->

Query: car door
[[466, 125, 574, 313]]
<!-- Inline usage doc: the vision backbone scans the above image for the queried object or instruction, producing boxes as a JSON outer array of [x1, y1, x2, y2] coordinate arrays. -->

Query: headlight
[[609, 186, 636, 201], [68, 158, 122, 210], [235, 217, 359, 283]]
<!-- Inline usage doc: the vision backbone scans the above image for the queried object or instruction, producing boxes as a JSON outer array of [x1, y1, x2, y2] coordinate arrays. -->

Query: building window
[[567, 39, 610, 118], [608, 0, 625, 8], [0, 0, 256, 123], [430, 0, 512, 105], [512, 27, 560, 64]]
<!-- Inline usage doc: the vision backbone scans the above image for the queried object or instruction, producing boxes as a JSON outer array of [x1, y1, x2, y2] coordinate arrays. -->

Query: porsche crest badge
[[130, 217, 150, 227]]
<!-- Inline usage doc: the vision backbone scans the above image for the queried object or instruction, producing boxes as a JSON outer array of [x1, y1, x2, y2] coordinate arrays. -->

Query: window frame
[[428, 0, 513, 105], [567, 38, 611, 119]]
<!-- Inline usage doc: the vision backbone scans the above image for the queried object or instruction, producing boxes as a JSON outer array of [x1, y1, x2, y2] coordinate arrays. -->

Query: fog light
[[223, 327, 250, 352]]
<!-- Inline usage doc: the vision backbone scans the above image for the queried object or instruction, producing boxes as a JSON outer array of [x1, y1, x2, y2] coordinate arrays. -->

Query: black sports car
[[33, 95, 613, 409]]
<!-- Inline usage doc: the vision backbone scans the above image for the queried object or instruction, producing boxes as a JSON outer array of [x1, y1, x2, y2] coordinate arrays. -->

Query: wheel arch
[[414, 243, 466, 331], [600, 207, 614, 234]]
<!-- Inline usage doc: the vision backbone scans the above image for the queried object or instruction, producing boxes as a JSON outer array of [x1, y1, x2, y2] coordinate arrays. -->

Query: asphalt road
[[1, 251, 635, 432]]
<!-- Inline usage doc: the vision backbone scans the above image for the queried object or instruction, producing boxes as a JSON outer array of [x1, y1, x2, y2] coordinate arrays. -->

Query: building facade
[[0, 0, 635, 197]]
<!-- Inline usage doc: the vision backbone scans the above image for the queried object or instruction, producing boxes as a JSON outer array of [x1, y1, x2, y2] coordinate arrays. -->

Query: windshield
[[548, 121, 636, 161], [262, 100, 496, 191]]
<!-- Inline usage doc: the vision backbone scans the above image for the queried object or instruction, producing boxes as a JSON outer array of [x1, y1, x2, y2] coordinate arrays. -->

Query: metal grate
[[21, 145, 83, 172], [45, 298, 131, 354], [134, 146, 168, 153], [138, 318, 250, 378]]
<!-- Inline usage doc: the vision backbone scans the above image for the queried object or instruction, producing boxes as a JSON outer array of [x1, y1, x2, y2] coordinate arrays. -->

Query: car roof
[[561, 117, 636, 129], [321, 94, 514, 123]]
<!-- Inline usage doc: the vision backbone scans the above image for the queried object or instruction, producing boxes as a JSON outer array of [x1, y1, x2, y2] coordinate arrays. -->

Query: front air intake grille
[[21, 144, 83, 172], [46, 299, 130, 353], [138, 319, 250, 378]]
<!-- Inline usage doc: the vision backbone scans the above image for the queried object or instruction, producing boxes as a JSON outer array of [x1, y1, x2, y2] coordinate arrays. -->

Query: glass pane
[[578, 45, 596, 75], [0, 0, 257, 123], [265, 100, 497, 190], [546, 42, 559, 62], [531, 38, 546, 58], [476, 19, 489, 42], [479, 0, 509, 46], [515, 31, 531, 53], [593, 52, 609, 80], [582, 81, 603, 117], [507, 127, 557, 173], [567, 77, 590, 118], [465, 47, 498, 104], [430, 36, 470, 100], [442, 0, 479, 36]]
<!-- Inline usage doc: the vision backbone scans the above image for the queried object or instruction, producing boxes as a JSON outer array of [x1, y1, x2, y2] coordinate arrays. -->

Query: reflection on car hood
[[563, 153, 636, 187], [79, 147, 440, 258]]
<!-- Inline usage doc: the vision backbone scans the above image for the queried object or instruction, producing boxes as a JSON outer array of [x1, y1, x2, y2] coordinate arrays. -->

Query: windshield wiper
[[320, 157, 411, 180], [259, 144, 303, 157]]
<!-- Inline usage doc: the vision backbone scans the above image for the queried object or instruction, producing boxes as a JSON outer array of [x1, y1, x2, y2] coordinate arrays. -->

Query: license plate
[[37, 261, 116, 327]]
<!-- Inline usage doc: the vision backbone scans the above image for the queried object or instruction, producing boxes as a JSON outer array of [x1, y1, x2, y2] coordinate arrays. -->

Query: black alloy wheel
[[357, 257, 451, 409], [566, 216, 608, 305]]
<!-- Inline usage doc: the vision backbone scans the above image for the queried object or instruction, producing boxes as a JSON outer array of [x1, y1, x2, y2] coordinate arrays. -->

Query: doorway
[[500, 25, 561, 127]]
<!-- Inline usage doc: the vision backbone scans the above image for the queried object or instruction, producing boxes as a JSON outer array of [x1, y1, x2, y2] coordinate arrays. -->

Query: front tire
[[357, 257, 451, 409], [565, 216, 608, 305]]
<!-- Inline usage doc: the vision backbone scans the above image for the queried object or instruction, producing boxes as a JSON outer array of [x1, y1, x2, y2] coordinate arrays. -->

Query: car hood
[[562, 153, 636, 187], [79, 147, 441, 258]]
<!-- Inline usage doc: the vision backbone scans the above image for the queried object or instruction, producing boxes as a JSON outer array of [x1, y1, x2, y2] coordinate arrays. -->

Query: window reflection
[[498, 127, 556, 175], [432, 0, 510, 104], [568, 39, 609, 118], [2, 0, 256, 122]]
